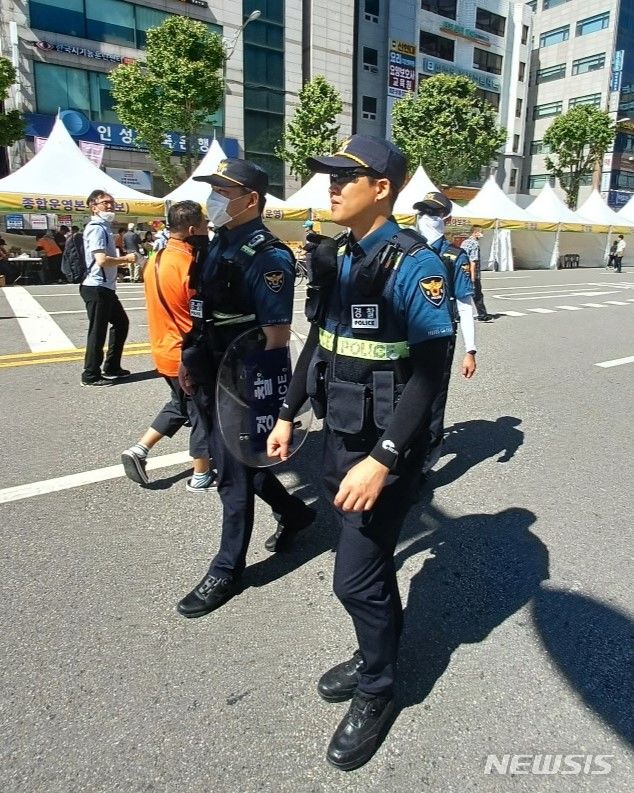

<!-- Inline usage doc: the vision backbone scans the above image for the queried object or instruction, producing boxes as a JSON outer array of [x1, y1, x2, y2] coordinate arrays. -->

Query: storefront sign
[[79, 140, 105, 166], [31, 39, 135, 65], [388, 40, 417, 98], [420, 56, 501, 92], [440, 21, 491, 47], [20, 197, 125, 214], [58, 215, 73, 226], [607, 189, 631, 208], [610, 70, 623, 93], [30, 214, 48, 230], [613, 50, 624, 73], [5, 214, 25, 230], [106, 168, 153, 191]]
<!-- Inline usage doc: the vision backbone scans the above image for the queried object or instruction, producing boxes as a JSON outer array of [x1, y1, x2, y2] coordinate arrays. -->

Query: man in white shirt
[[614, 235, 626, 273]]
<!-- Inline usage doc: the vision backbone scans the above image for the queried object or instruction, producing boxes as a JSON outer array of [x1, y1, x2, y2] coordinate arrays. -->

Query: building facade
[[523, 0, 633, 208]]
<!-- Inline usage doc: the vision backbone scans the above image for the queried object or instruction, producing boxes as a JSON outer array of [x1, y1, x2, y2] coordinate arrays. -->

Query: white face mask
[[416, 213, 445, 244], [98, 211, 115, 223], [206, 192, 233, 228]]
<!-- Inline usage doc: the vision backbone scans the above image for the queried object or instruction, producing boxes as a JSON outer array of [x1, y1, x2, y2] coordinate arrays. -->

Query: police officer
[[267, 136, 455, 770], [176, 158, 315, 618], [413, 191, 477, 475]]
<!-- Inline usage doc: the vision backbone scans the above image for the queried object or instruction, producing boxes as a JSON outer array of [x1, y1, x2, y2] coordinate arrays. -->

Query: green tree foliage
[[543, 106, 615, 209], [0, 57, 25, 147], [276, 76, 343, 183], [391, 74, 506, 187], [110, 16, 224, 187]]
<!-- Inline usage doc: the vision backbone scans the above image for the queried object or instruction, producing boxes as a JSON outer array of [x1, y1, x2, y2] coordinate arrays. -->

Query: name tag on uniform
[[351, 304, 379, 330], [189, 299, 204, 319]]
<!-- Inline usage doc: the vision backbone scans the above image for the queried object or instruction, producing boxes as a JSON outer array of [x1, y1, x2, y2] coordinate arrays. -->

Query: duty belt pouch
[[372, 371, 395, 430], [182, 342, 216, 387], [325, 380, 367, 434], [306, 358, 327, 420]]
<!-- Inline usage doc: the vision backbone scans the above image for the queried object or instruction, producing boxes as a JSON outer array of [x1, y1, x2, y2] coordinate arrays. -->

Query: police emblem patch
[[419, 276, 446, 306], [264, 270, 285, 292]]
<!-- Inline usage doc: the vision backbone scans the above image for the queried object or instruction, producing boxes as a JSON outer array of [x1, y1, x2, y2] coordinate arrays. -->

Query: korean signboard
[[388, 40, 417, 98]]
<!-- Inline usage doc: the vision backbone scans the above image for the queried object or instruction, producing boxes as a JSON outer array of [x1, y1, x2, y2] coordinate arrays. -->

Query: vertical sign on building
[[387, 41, 417, 98]]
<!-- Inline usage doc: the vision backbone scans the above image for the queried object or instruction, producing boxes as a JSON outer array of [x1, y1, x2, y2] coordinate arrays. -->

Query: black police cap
[[306, 135, 408, 190], [193, 158, 269, 195], [413, 191, 453, 217]]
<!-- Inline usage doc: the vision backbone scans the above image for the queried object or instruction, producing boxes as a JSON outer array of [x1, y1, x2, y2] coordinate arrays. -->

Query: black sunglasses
[[329, 169, 380, 187]]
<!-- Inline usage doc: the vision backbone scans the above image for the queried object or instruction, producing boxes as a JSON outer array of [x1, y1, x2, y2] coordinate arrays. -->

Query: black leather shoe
[[177, 574, 236, 618], [317, 650, 364, 702], [327, 692, 395, 771], [264, 503, 316, 552]]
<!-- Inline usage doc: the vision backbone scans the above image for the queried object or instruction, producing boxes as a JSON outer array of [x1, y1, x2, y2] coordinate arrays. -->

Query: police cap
[[306, 135, 408, 190], [193, 158, 269, 195], [413, 191, 453, 217]]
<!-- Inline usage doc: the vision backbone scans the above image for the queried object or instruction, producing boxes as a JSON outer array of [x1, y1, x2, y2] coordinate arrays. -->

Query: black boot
[[177, 574, 236, 618], [326, 692, 395, 771], [317, 651, 364, 702], [264, 502, 316, 552]]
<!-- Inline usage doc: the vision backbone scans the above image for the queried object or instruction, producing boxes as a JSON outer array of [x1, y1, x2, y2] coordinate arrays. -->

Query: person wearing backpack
[[79, 190, 136, 387]]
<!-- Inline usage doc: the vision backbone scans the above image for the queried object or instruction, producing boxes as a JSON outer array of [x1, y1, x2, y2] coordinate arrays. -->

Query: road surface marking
[[481, 275, 529, 280], [0, 342, 151, 369], [528, 308, 556, 314], [595, 356, 634, 369], [1, 286, 75, 352], [495, 290, 618, 301], [556, 305, 583, 311], [0, 451, 191, 505], [604, 301, 629, 305], [498, 310, 526, 316], [581, 303, 607, 308]]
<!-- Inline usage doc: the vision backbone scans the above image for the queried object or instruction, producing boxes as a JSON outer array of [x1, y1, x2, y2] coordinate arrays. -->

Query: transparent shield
[[215, 327, 314, 467]]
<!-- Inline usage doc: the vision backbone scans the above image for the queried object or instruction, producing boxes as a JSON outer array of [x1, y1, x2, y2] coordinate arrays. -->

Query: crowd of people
[[74, 134, 497, 771]]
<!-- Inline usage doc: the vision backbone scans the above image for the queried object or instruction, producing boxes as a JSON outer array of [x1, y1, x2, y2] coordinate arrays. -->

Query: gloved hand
[[304, 232, 339, 286]]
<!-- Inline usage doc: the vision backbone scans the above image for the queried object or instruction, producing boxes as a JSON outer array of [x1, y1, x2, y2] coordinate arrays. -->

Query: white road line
[[481, 275, 530, 280], [581, 303, 607, 308], [556, 305, 583, 311], [604, 300, 629, 305], [628, 298, 634, 302], [484, 282, 608, 291], [528, 308, 556, 314], [1, 286, 75, 352], [48, 307, 146, 315], [0, 451, 191, 505], [495, 290, 618, 301], [595, 355, 634, 369], [498, 310, 526, 316]]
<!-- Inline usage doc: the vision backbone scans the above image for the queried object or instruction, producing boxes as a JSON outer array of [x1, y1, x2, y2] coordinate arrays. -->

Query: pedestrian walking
[[267, 135, 455, 770], [123, 222, 145, 281], [614, 234, 626, 273], [176, 158, 315, 619], [121, 201, 215, 490], [461, 226, 492, 321], [79, 190, 136, 387], [413, 191, 477, 475], [607, 239, 617, 269], [35, 230, 63, 283]]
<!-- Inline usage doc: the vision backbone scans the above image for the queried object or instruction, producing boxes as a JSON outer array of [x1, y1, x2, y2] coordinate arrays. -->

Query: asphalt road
[[0, 267, 633, 792]]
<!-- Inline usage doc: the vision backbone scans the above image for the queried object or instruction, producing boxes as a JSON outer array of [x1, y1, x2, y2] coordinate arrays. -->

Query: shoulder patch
[[264, 270, 285, 293], [419, 275, 446, 307]]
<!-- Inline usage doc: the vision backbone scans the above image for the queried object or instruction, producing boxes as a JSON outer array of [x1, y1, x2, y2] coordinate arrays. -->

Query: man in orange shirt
[[121, 200, 215, 490], [35, 230, 63, 283]]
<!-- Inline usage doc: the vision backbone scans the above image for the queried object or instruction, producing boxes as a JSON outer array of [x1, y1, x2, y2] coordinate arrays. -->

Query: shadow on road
[[117, 369, 159, 385], [429, 416, 524, 489], [145, 467, 191, 491], [532, 588, 634, 745]]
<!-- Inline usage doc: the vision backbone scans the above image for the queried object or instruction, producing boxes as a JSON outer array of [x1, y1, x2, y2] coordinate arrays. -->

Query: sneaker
[[264, 503, 316, 552], [177, 574, 236, 618], [102, 368, 131, 380], [121, 448, 149, 485], [185, 471, 217, 492], [81, 378, 113, 387]]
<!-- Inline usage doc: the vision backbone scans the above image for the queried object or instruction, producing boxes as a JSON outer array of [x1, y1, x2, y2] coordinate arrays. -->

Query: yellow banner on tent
[[0, 192, 165, 218], [263, 207, 309, 222]]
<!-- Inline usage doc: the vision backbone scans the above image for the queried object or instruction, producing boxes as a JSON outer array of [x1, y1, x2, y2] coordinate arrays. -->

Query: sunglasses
[[329, 169, 380, 187]]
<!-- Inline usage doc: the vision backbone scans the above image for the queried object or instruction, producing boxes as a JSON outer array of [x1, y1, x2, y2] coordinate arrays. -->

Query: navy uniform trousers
[[422, 334, 457, 474], [322, 425, 426, 697], [192, 382, 304, 581]]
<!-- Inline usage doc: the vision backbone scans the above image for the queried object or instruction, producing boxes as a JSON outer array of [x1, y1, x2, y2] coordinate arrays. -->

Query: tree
[[543, 106, 615, 209], [276, 76, 343, 183], [110, 16, 224, 187], [0, 57, 25, 147], [391, 74, 506, 187]]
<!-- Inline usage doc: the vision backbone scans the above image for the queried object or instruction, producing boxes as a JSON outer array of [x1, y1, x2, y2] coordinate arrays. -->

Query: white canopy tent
[[393, 165, 444, 216], [576, 189, 634, 265], [0, 116, 163, 216], [617, 193, 634, 222], [284, 173, 331, 211]]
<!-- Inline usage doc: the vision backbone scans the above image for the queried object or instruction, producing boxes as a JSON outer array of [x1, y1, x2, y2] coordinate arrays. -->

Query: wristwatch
[[466, 350, 477, 356]]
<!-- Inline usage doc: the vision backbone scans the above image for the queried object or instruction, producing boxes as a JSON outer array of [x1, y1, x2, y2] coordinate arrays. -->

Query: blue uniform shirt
[[326, 219, 454, 346], [431, 236, 475, 302], [82, 217, 117, 290], [201, 218, 294, 326]]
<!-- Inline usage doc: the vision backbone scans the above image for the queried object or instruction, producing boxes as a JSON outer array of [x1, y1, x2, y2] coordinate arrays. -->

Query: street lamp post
[[223, 10, 261, 65]]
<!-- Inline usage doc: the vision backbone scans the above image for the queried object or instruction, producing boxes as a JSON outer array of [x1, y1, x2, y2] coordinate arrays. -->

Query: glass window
[[244, 46, 284, 88], [475, 8, 506, 38], [364, 0, 379, 18], [576, 13, 610, 36], [362, 96, 377, 119], [529, 174, 555, 189], [521, 24, 529, 45], [513, 134, 520, 152], [473, 48, 503, 75], [540, 26, 569, 47], [569, 93, 602, 108], [34, 61, 90, 117], [29, 0, 85, 38], [533, 101, 563, 119], [516, 97, 523, 118], [135, 5, 169, 49], [519, 61, 526, 81], [572, 54, 606, 75], [245, 0, 283, 25], [510, 168, 518, 188], [363, 47, 378, 70], [476, 88, 500, 110], [530, 140, 551, 155], [244, 87, 284, 114], [85, 0, 135, 47], [419, 31, 455, 61], [244, 21, 283, 50], [88, 71, 117, 123], [526, 1, 537, 11], [421, 1, 457, 20], [543, 0, 570, 8], [536, 63, 566, 83]]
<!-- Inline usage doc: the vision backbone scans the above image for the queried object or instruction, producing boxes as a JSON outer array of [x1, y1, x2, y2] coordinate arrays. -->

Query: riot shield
[[215, 327, 313, 467]]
